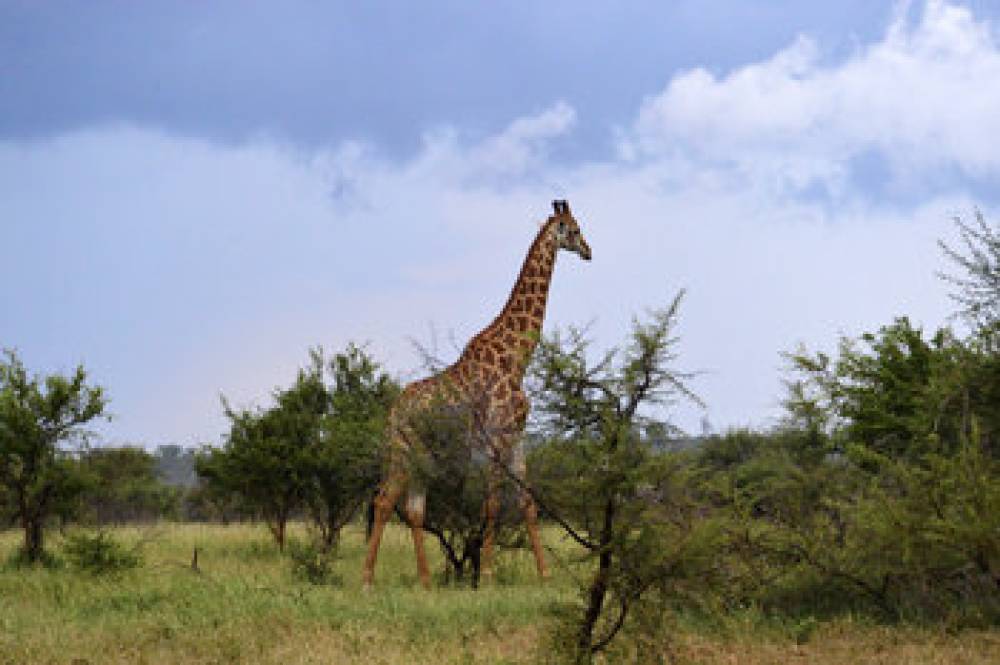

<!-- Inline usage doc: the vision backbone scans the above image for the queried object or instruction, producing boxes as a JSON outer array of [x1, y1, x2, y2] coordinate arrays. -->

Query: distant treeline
[[37, 444, 248, 525]]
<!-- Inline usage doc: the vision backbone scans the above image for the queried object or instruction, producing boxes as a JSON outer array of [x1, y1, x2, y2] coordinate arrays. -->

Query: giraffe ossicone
[[362, 200, 592, 590]]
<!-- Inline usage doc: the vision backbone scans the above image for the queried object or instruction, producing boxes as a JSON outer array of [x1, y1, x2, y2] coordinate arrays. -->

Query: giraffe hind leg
[[521, 490, 549, 579], [480, 468, 501, 581], [405, 486, 432, 589], [362, 471, 405, 590]]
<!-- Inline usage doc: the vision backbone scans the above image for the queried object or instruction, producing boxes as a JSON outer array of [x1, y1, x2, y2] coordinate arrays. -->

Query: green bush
[[63, 530, 142, 575], [287, 539, 341, 586], [695, 425, 1000, 627]]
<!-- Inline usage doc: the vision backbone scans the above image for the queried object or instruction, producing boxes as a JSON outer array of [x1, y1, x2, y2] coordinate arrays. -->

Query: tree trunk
[[578, 498, 615, 661], [320, 499, 360, 553], [23, 514, 44, 563], [469, 537, 482, 589], [19, 481, 47, 564], [366, 493, 377, 540], [321, 505, 348, 553], [267, 512, 288, 551], [321, 519, 336, 552], [578, 553, 611, 660]]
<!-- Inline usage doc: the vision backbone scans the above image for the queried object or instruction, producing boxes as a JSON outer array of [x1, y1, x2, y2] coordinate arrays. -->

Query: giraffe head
[[549, 200, 592, 261]]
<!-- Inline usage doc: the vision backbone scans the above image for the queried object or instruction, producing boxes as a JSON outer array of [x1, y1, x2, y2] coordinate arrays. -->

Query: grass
[[0, 522, 998, 664]]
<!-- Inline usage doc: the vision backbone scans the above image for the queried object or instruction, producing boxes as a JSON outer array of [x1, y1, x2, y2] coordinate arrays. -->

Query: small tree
[[196, 344, 395, 551], [197, 392, 314, 551], [307, 345, 396, 550], [398, 390, 522, 587], [527, 292, 705, 661], [0, 350, 107, 563]]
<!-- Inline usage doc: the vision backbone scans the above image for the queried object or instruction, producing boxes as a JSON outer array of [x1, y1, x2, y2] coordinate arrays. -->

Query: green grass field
[[1, 523, 997, 664]]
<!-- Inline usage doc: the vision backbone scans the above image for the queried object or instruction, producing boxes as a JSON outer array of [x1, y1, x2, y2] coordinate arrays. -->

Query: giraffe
[[362, 200, 592, 590]]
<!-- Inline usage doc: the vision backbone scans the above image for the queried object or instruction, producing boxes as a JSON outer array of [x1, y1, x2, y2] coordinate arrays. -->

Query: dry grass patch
[[668, 622, 1000, 665]]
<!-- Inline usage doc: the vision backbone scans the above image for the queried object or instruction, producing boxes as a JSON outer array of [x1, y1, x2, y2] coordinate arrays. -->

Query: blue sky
[[3, 1, 1000, 446]]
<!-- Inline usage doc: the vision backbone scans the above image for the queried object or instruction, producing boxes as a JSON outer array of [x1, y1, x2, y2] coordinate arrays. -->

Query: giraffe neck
[[461, 221, 559, 383]]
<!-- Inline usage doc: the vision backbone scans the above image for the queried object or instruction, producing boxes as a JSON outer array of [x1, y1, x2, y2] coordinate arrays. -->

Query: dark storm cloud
[[1, 1, 894, 156]]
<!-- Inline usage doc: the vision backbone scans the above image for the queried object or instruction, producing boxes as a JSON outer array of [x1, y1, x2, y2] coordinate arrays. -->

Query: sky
[[3, 0, 1000, 447]]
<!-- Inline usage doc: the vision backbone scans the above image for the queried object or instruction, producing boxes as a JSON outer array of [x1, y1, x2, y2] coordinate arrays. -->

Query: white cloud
[[3, 2, 996, 445], [627, 0, 1000, 193], [470, 101, 576, 177]]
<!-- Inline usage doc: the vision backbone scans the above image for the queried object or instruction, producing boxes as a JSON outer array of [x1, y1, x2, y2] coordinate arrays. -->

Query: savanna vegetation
[[1, 523, 997, 665], [2, 213, 999, 664]]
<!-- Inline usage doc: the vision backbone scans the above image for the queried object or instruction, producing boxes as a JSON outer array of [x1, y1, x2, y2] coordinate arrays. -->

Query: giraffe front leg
[[512, 438, 548, 579]]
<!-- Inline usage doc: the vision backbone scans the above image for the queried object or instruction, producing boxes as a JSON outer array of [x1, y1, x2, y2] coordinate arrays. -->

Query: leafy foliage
[[695, 425, 1000, 627], [398, 390, 523, 587], [711, 312, 1000, 627], [196, 344, 395, 551], [197, 394, 312, 550], [784, 318, 1000, 462], [77, 446, 182, 524], [528, 281, 1000, 661], [63, 530, 142, 575], [0, 349, 108, 563], [307, 344, 397, 550], [287, 538, 342, 586], [527, 291, 706, 662], [939, 209, 1000, 334]]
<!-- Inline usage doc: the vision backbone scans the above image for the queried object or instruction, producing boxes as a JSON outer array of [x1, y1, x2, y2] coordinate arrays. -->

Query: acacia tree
[[197, 384, 316, 551], [386, 339, 528, 588], [396, 389, 524, 587], [939, 209, 1000, 336], [196, 344, 395, 551], [525, 292, 709, 661], [307, 345, 396, 550], [936, 210, 1000, 454], [0, 350, 107, 563]]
